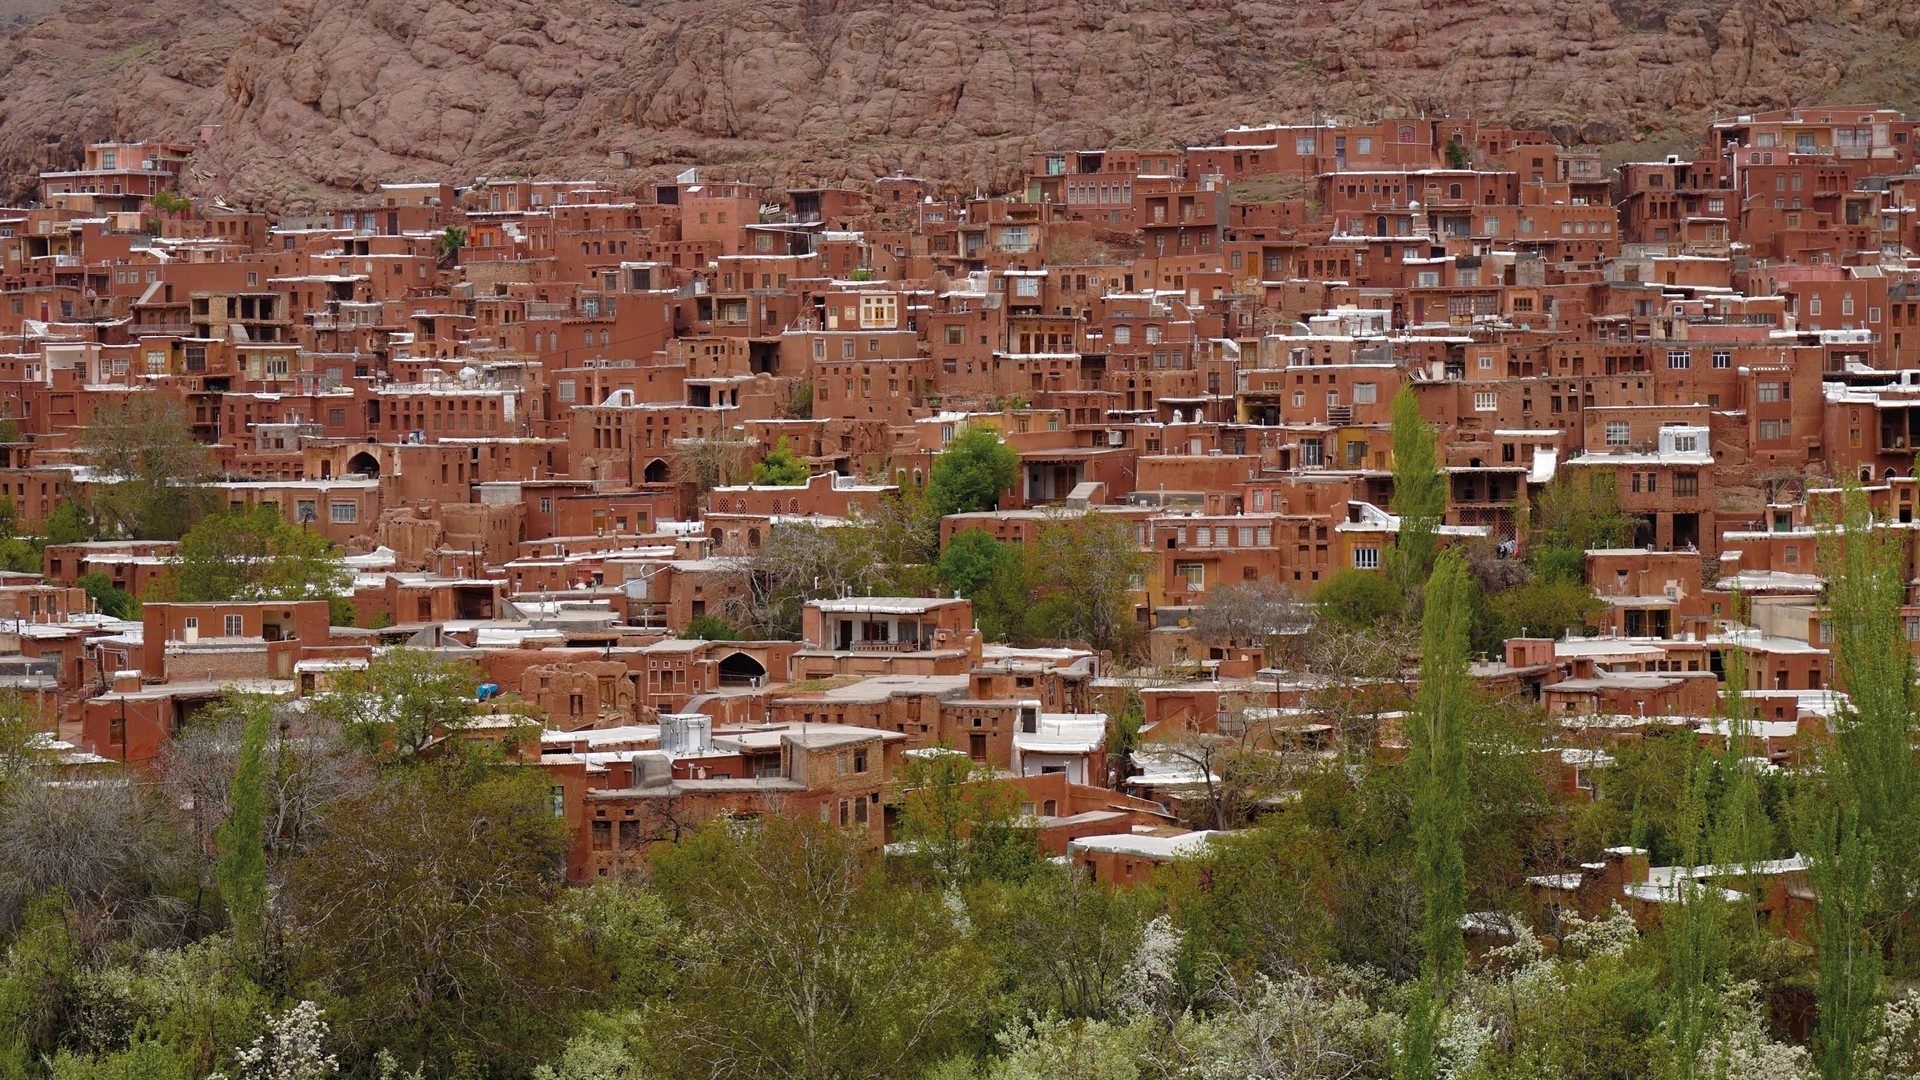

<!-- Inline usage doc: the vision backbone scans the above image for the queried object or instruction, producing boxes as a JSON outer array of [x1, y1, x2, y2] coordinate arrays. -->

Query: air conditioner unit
[[1107, 429, 1125, 446]]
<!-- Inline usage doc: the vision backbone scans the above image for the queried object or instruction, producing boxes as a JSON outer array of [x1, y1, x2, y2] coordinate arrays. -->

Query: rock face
[[0, 0, 1915, 208]]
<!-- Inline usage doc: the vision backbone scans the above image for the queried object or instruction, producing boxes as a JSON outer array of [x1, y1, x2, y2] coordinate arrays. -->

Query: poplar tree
[[1664, 744, 1727, 1078], [1389, 386, 1445, 602], [214, 697, 271, 950], [1801, 485, 1910, 1078], [1819, 485, 1917, 923], [1401, 551, 1472, 1079]]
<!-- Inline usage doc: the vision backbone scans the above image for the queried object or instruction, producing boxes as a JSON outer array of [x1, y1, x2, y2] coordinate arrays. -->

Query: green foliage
[[171, 507, 351, 603], [1487, 576, 1604, 642], [1022, 512, 1147, 656], [1409, 553, 1472, 996], [645, 818, 983, 1080], [782, 380, 814, 420], [436, 226, 468, 265], [76, 572, 138, 619], [83, 395, 219, 541], [1164, 815, 1332, 982], [926, 426, 1019, 517], [283, 760, 574, 1074], [896, 749, 1042, 886], [326, 596, 356, 627], [0, 896, 80, 1073], [750, 436, 812, 486], [312, 648, 481, 756], [678, 613, 740, 641], [1313, 568, 1403, 632], [213, 696, 271, 949], [1529, 472, 1633, 583], [936, 528, 1028, 643], [49, 1037, 194, 1080], [149, 190, 192, 215], [969, 867, 1156, 1023], [936, 527, 1016, 597], [43, 499, 96, 547], [1388, 386, 1444, 601]]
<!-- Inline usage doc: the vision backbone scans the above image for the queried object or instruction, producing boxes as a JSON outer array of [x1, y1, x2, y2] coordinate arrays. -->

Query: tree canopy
[[750, 437, 811, 486], [82, 396, 218, 541], [925, 426, 1019, 517], [169, 507, 351, 604]]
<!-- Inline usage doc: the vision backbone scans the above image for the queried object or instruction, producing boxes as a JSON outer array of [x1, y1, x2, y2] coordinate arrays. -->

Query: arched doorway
[[643, 458, 669, 483], [346, 451, 380, 479], [717, 651, 767, 687]]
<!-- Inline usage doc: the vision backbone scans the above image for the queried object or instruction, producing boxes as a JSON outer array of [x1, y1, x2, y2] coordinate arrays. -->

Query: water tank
[[661, 712, 713, 758]]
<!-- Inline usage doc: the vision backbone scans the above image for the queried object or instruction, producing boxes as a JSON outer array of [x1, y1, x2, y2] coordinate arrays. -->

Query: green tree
[[1165, 813, 1334, 983], [76, 571, 138, 619], [679, 613, 740, 641], [214, 695, 271, 950], [83, 395, 218, 540], [1488, 576, 1603, 642], [170, 507, 350, 603], [936, 526, 1017, 598], [970, 866, 1157, 1022], [43, 499, 95, 546], [751, 436, 811, 486], [1664, 742, 1731, 1079], [49, 1037, 194, 1080], [937, 527, 1030, 644], [0, 496, 36, 574], [1402, 552, 1474, 1079], [925, 426, 1019, 517], [645, 818, 983, 1080], [283, 761, 574, 1075], [1388, 386, 1444, 600], [1529, 471, 1633, 583], [312, 648, 480, 756], [1023, 511, 1146, 656], [896, 749, 1040, 886], [1312, 568, 1403, 632], [435, 226, 467, 266]]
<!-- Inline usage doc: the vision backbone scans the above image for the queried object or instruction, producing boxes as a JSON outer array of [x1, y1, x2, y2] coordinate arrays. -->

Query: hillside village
[[6, 106, 1920, 1076]]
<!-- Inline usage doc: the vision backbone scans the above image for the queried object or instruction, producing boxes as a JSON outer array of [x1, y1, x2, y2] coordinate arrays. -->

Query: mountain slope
[[1, 0, 1916, 208]]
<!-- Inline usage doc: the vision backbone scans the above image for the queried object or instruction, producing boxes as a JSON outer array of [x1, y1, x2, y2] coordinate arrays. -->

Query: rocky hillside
[[1, 0, 1917, 209]]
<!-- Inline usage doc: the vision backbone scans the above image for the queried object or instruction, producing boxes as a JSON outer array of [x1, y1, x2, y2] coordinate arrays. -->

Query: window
[[1785, 545, 1800, 565], [329, 503, 359, 523], [1473, 391, 1497, 412], [1353, 382, 1377, 404], [1113, 325, 1131, 345], [1356, 137, 1373, 154], [550, 786, 565, 817], [1757, 382, 1783, 403], [945, 325, 964, 345], [224, 614, 244, 636], [1605, 421, 1630, 446], [1675, 472, 1699, 497], [1712, 350, 1731, 368], [1758, 419, 1788, 440], [1672, 434, 1699, 453], [1667, 349, 1691, 369], [1295, 135, 1316, 155], [1353, 547, 1380, 570], [1175, 562, 1204, 589]]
